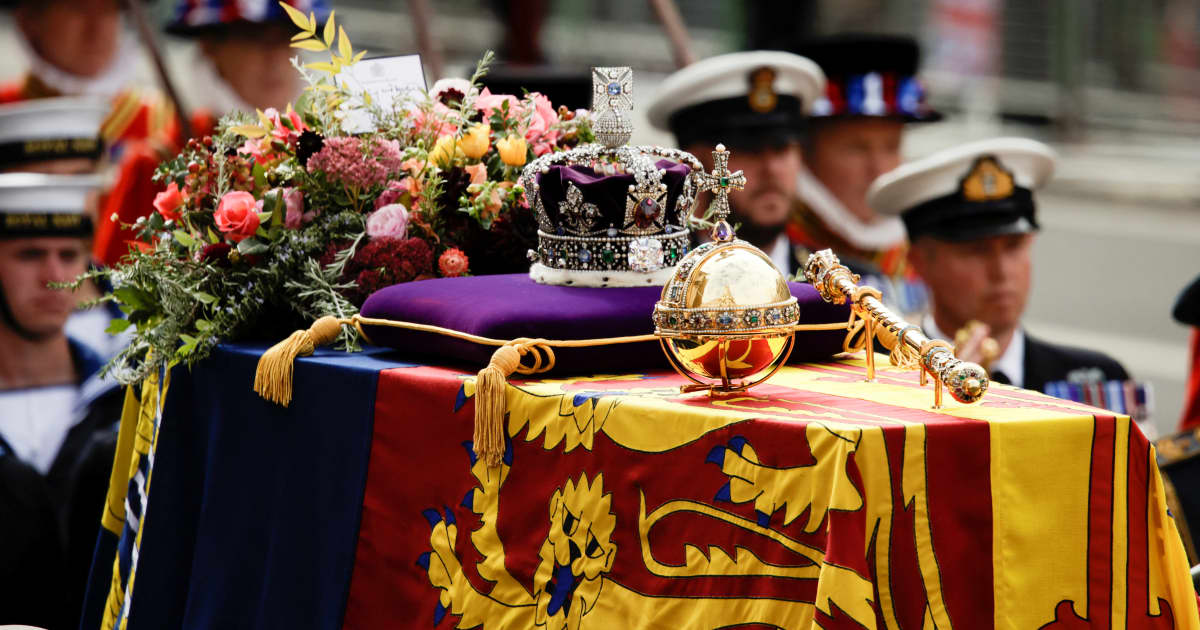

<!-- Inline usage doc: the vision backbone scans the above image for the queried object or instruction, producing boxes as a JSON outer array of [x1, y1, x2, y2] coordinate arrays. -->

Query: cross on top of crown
[[591, 67, 633, 113], [697, 144, 746, 241]]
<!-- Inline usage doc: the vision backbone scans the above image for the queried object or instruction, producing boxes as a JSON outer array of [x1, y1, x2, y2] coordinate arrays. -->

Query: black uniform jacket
[[1024, 334, 1129, 395]]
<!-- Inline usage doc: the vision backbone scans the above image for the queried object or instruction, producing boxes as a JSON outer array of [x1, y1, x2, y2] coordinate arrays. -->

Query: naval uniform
[[0, 338, 123, 629]]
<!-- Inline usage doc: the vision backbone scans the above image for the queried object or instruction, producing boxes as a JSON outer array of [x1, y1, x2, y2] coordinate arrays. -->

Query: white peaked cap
[[868, 137, 1057, 217], [647, 50, 826, 131]]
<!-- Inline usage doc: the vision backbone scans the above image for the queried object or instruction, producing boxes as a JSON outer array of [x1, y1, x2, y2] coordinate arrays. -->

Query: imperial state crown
[[521, 67, 704, 287]]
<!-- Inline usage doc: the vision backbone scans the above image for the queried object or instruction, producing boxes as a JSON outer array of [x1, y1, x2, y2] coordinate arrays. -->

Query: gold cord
[[255, 312, 852, 467]]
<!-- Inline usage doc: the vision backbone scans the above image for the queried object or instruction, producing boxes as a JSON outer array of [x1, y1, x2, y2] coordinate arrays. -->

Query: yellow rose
[[496, 135, 527, 167], [460, 123, 491, 160], [429, 134, 459, 168]]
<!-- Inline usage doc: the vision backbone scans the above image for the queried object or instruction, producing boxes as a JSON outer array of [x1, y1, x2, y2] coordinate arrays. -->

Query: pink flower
[[524, 92, 560, 156], [282, 188, 307, 229], [375, 178, 420, 209], [366, 203, 409, 239], [481, 186, 505, 220], [438, 247, 469, 277], [475, 87, 519, 119], [265, 107, 306, 145], [214, 191, 261, 242], [410, 104, 457, 137], [237, 138, 267, 162], [153, 181, 185, 221], [400, 158, 425, 175], [463, 163, 487, 186], [307, 136, 404, 191]]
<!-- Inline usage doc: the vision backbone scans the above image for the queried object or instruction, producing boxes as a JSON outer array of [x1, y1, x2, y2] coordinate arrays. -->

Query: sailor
[[647, 51, 824, 274], [0, 97, 131, 362], [790, 34, 941, 313], [0, 172, 124, 628], [868, 137, 1129, 394]]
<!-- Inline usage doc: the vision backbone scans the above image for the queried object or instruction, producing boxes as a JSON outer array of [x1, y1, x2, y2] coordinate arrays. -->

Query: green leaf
[[252, 162, 267, 190], [337, 25, 352, 60], [113, 287, 154, 310], [291, 39, 327, 52], [173, 229, 196, 248], [323, 10, 336, 47], [230, 124, 268, 138], [192, 291, 218, 305], [105, 318, 132, 334], [206, 227, 219, 244], [261, 188, 282, 225], [194, 319, 212, 332], [237, 238, 269, 255], [279, 2, 312, 31], [304, 62, 337, 74]]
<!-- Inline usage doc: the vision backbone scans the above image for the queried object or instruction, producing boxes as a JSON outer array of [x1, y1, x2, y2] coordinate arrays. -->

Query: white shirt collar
[[0, 385, 80, 474], [765, 233, 791, 275], [16, 27, 139, 99], [797, 166, 907, 251], [922, 314, 1026, 388]]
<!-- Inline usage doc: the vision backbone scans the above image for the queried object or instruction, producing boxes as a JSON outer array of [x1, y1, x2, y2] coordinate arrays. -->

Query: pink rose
[[463, 163, 487, 186], [153, 181, 185, 221], [283, 188, 306, 229], [366, 203, 409, 239], [475, 87, 519, 119], [214, 191, 261, 242], [524, 92, 560, 156]]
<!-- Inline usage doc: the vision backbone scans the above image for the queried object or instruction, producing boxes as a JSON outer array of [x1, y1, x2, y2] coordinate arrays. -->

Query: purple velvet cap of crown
[[358, 273, 849, 374], [537, 159, 692, 231]]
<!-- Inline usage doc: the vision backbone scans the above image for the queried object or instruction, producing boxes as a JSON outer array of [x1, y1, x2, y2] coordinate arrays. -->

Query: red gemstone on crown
[[634, 197, 660, 228]]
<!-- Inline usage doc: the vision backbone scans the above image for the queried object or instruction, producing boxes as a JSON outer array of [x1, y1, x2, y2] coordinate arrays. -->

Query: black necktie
[[992, 370, 1011, 385]]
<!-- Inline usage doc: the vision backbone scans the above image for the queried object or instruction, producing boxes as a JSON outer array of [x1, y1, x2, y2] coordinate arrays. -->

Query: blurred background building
[[2, 0, 1197, 436]]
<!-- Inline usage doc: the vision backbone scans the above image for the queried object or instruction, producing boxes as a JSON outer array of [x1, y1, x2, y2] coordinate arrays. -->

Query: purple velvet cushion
[[359, 274, 849, 373]]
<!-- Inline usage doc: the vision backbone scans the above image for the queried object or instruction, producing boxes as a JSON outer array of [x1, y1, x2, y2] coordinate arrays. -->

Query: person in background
[[0, 97, 129, 360], [0, 172, 123, 629], [1174, 274, 1200, 430], [789, 34, 941, 313], [166, 0, 329, 115], [0, 0, 175, 161], [646, 51, 824, 274], [92, 0, 331, 267], [868, 137, 1130, 399]]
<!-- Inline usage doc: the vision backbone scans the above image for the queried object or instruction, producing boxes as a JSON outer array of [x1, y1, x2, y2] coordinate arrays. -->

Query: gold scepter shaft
[[803, 249, 989, 407]]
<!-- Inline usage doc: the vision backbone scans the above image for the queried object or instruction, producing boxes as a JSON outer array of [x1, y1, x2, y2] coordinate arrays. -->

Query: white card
[[337, 54, 427, 132]]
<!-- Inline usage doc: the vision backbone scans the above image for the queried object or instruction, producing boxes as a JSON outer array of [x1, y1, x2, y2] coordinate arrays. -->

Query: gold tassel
[[253, 316, 344, 406], [473, 343, 522, 468]]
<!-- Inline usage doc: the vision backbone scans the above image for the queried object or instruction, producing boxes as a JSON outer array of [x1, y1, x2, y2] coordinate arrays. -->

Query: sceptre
[[804, 249, 989, 407]]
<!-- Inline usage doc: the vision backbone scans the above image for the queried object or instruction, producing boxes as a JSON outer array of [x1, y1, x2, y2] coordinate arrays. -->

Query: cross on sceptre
[[697, 144, 746, 241]]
